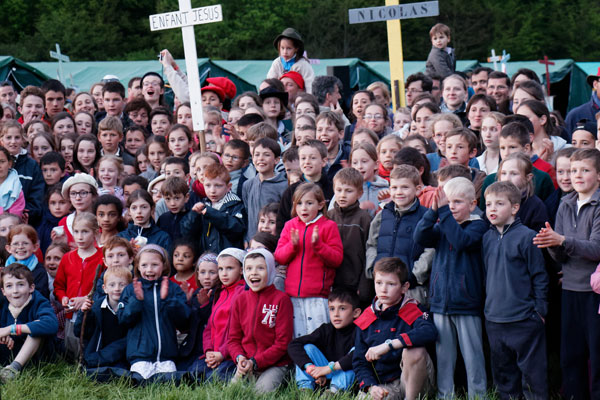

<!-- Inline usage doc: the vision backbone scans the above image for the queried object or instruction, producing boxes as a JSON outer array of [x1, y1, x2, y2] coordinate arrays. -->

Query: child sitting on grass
[[75, 266, 132, 369], [228, 248, 293, 393], [288, 288, 361, 394], [0, 263, 58, 382]]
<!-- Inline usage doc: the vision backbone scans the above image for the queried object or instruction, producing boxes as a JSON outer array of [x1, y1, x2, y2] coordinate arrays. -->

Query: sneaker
[[0, 365, 19, 383]]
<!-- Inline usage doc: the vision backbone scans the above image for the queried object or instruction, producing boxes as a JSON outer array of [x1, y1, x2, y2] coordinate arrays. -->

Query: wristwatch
[[385, 339, 394, 351]]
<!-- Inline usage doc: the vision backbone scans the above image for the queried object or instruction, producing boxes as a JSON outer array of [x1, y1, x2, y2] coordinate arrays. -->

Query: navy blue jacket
[[117, 278, 190, 364], [74, 296, 127, 367], [179, 289, 214, 360], [414, 206, 487, 315], [376, 200, 428, 285], [37, 207, 63, 255], [353, 297, 437, 390], [14, 152, 44, 225], [517, 194, 549, 233], [180, 192, 246, 254], [157, 208, 190, 240], [565, 98, 599, 134], [117, 221, 172, 252], [482, 219, 548, 322], [544, 189, 570, 227], [0, 290, 57, 337], [325, 143, 351, 182]]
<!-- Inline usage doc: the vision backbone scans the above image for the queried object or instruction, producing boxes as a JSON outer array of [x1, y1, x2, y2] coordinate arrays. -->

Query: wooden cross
[[500, 50, 510, 74], [149, 2, 223, 152], [487, 49, 501, 71], [538, 55, 555, 95], [348, 1, 439, 110], [49, 43, 70, 84]]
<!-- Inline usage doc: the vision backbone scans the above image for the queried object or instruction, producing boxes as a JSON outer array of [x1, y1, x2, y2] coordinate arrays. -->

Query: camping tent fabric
[[29, 59, 256, 95], [0, 56, 50, 91], [366, 60, 480, 80], [214, 58, 389, 90]]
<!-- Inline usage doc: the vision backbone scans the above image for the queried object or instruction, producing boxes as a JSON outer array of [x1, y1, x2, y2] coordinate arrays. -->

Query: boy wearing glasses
[[222, 139, 254, 198]]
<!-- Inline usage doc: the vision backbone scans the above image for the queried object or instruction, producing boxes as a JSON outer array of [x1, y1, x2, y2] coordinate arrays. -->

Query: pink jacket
[[0, 191, 25, 217], [202, 279, 245, 359], [275, 215, 343, 298]]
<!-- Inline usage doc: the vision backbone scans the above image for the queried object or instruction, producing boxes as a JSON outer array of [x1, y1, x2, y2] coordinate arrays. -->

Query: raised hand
[[133, 278, 144, 301], [197, 288, 213, 305], [290, 228, 300, 246], [160, 276, 169, 299], [311, 226, 319, 245], [81, 298, 93, 312]]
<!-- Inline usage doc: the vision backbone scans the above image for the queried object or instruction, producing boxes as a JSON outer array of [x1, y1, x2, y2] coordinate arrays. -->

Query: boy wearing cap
[[267, 28, 315, 93], [571, 119, 597, 149]]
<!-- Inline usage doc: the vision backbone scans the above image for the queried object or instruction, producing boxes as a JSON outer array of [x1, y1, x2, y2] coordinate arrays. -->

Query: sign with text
[[149, 4, 222, 31], [349, 1, 438, 24]]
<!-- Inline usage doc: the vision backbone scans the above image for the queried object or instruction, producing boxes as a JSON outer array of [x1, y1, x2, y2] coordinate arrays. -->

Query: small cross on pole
[[149, 3, 223, 152], [49, 43, 70, 84], [500, 50, 510, 74], [487, 49, 501, 71], [538, 55, 555, 95]]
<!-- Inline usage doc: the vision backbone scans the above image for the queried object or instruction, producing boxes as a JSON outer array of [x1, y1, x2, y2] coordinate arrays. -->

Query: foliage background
[[1, 0, 599, 62]]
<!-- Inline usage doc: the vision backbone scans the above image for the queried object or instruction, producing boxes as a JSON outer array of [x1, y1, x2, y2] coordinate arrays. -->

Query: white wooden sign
[[349, 1, 438, 24], [149, 2, 223, 133], [149, 4, 222, 31]]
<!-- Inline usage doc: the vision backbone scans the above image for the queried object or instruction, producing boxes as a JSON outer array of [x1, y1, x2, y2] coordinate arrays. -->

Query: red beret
[[206, 77, 237, 99], [201, 85, 226, 102], [280, 71, 305, 91]]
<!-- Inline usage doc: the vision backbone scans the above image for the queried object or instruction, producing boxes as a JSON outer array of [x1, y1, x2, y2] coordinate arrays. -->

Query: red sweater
[[202, 279, 245, 359], [228, 285, 293, 371], [532, 156, 558, 189], [53, 247, 104, 317], [275, 215, 343, 298]]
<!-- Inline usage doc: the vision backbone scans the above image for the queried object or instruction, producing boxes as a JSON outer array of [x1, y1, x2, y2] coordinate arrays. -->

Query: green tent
[[365, 60, 481, 80], [29, 58, 256, 95], [0, 56, 50, 91], [214, 58, 389, 90]]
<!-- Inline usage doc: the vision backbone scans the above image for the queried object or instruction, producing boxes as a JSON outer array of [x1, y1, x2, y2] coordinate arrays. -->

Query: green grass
[[2, 362, 565, 400], [0, 361, 361, 400]]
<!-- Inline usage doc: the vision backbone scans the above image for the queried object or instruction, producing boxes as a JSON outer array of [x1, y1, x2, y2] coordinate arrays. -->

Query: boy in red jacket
[[228, 248, 293, 393]]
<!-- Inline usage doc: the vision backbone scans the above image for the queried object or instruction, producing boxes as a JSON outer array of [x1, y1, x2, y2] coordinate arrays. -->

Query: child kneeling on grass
[[288, 288, 361, 394], [353, 257, 437, 400], [75, 266, 132, 369], [0, 263, 58, 382], [228, 248, 293, 393]]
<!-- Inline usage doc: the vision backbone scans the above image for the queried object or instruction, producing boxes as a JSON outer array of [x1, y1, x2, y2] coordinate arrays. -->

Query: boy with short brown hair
[[425, 23, 455, 78]]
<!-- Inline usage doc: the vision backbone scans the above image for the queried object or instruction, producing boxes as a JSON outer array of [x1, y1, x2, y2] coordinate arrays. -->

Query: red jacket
[[532, 156, 558, 189], [275, 215, 343, 298], [53, 247, 104, 317], [228, 285, 293, 371], [202, 279, 245, 359]]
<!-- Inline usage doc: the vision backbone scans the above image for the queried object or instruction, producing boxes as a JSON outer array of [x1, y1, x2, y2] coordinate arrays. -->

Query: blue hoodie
[[414, 205, 488, 315], [117, 278, 190, 364], [117, 221, 172, 253]]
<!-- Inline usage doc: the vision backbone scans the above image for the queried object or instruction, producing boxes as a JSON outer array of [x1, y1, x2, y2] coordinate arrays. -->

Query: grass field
[[1, 361, 361, 400], [2, 361, 565, 400]]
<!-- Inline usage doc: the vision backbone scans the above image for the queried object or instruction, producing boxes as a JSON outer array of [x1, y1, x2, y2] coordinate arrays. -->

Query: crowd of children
[[0, 22, 600, 399]]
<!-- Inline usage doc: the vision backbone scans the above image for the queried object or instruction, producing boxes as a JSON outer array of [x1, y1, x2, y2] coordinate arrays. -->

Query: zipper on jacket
[[153, 283, 162, 362], [298, 226, 308, 297]]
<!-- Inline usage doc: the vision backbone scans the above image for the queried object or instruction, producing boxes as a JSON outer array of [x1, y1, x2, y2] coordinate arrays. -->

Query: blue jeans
[[294, 344, 354, 391], [188, 358, 236, 382]]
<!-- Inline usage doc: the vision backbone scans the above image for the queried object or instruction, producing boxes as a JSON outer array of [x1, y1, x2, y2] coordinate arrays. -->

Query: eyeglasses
[[364, 114, 384, 120], [142, 82, 161, 88], [222, 153, 241, 162], [70, 190, 91, 199], [11, 242, 31, 248]]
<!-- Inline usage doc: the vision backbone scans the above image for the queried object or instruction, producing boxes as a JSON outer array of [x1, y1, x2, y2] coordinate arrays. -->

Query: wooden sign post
[[348, 1, 439, 111], [538, 55, 555, 96], [49, 43, 70, 84], [149, 2, 223, 152]]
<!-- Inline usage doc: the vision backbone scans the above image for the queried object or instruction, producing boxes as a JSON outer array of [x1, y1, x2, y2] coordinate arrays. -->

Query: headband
[[138, 244, 168, 260], [197, 252, 218, 266]]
